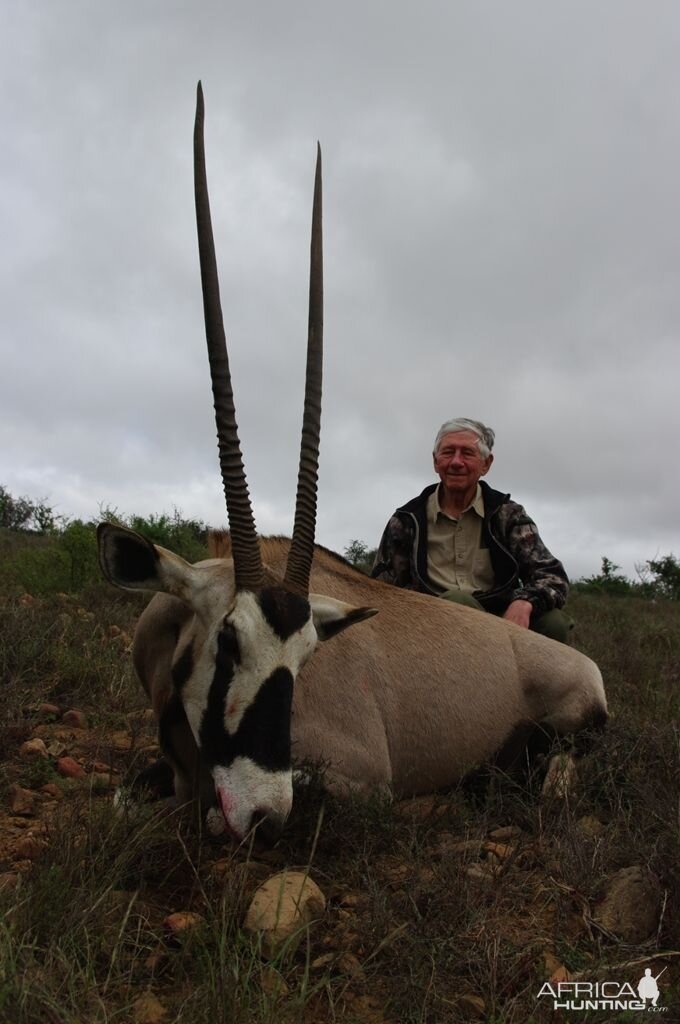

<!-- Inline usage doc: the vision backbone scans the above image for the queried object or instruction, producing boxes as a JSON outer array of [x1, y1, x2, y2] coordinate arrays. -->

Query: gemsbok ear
[[97, 523, 196, 599], [309, 594, 378, 641]]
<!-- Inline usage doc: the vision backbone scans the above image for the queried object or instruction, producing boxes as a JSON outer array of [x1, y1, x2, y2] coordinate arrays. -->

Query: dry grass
[[0, 543, 678, 1022]]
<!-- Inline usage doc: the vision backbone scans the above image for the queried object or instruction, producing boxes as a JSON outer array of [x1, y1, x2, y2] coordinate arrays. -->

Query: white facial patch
[[181, 660, 215, 742], [213, 758, 293, 840], [220, 591, 316, 736]]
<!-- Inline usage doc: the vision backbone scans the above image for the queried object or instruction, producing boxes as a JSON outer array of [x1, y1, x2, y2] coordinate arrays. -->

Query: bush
[[343, 539, 378, 575], [0, 500, 209, 597]]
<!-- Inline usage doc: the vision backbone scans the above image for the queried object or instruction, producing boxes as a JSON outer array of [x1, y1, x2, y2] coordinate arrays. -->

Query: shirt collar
[[428, 482, 485, 524]]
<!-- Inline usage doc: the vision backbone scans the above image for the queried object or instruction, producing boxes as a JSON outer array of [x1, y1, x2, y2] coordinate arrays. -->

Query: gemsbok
[[98, 84, 607, 843]]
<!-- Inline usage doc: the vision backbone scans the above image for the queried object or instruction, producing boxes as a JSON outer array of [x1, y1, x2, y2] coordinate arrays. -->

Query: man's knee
[[531, 609, 574, 645]]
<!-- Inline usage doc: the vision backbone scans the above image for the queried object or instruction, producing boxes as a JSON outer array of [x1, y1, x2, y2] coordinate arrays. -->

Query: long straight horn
[[194, 82, 263, 591], [284, 145, 323, 595]]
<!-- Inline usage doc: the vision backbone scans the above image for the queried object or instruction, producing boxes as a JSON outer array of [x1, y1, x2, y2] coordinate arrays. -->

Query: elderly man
[[371, 418, 572, 643]]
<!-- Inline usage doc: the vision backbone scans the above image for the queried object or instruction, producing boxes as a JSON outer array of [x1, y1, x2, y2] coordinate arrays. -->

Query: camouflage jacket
[[370, 481, 568, 617]]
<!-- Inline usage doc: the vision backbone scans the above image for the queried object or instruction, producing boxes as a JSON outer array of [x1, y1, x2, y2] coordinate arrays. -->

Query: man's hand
[[502, 599, 533, 629]]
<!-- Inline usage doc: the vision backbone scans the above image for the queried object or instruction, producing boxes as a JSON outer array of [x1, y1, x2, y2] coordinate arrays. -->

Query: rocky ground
[[1, 587, 678, 1021]]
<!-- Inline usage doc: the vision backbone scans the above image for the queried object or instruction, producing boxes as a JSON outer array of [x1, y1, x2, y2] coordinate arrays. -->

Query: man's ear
[[97, 523, 196, 600], [309, 593, 378, 641], [480, 452, 494, 477]]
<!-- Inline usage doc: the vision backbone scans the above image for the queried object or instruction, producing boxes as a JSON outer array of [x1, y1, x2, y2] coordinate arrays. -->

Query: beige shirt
[[426, 484, 495, 595]]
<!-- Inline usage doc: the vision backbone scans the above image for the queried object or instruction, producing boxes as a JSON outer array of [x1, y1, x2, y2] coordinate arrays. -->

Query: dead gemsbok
[[98, 84, 607, 843]]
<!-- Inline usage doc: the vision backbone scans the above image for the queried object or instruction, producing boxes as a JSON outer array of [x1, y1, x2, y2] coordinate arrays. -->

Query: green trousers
[[440, 589, 574, 645]]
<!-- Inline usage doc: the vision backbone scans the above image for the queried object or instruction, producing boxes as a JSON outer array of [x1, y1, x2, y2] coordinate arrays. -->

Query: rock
[[13, 834, 47, 860], [206, 806, 226, 836], [89, 772, 120, 790], [56, 756, 86, 779], [373, 857, 412, 886], [338, 891, 369, 910], [108, 624, 122, 638], [33, 725, 73, 742], [488, 825, 523, 840], [163, 911, 205, 942], [458, 994, 486, 1019], [577, 815, 606, 838], [551, 963, 572, 983], [544, 951, 572, 983], [35, 703, 61, 719], [40, 783, 64, 799], [8, 784, 36, 816], [394, 796, 447, 822], [465, 864, 497, 884], [19, 738, 49, 761], [126, 707, 156, 724], [483, 841, 514, 862], [244, 870, 326, 958], [593, 866, 662, 942], [144, 946, 171, 973], [132, 992, 167, 1023], [311, 953, 336, 970], [108, 731, 134, 751], [432, 836, 485, 859], [338, 952, 365, 981], [62, 709, 88, 729], [208, 859, 231, 882], [260, 966, 290, 999], [46, 740, 67, 757], [7, 817, 31, 830]]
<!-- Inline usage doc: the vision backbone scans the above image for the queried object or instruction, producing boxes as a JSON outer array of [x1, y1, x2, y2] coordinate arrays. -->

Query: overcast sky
[[3, 1, 679, 581]]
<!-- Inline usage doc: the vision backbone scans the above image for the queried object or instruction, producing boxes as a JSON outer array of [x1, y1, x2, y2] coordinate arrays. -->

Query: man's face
[[433, 430, 493, 493]]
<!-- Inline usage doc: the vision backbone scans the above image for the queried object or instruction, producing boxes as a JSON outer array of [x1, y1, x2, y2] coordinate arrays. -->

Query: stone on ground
[[593, 865, 662, 942], [244, 870, 326, 958]]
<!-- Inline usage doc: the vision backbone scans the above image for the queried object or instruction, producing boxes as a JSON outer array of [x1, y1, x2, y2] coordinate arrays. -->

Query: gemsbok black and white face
[[98, 526, 373, 840], [97, 84, 376, 842]]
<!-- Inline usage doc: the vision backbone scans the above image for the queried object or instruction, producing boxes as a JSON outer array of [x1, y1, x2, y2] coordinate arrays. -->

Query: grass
[[0, 530, 678, 1021]]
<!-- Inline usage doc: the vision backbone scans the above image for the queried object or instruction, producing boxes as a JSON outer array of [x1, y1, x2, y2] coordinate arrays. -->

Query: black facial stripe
[[113, 534, 159, 583], [235, 667, 293, 770], [159, 693, 192, 775], [259, 586, 311, 642], [218, 619, 241, 665], [198, 629, 237, 768], [199, 666, 294, 773], [172, 642, 194, 690]]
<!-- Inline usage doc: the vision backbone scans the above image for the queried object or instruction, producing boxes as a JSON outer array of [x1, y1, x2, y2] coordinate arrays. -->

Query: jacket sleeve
[[370, 514, 417, 588], [500, 503, 569, 614]]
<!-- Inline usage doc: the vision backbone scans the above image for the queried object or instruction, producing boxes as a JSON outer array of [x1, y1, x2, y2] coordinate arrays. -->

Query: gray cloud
[[2, 1, 679, 583]]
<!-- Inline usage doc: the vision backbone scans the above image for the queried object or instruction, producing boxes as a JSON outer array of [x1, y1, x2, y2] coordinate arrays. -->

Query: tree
[[343, 539, 377, 575], [0, 485, 34, 530], [645, 555, 680, 601], [578, 556, 635, 596]]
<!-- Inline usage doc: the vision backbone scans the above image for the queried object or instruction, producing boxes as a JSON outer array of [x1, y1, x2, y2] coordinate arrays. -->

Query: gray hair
[[433, 418, 495, 459]]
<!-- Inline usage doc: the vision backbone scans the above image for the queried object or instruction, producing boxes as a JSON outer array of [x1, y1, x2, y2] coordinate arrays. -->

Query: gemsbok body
[[98, 85, 607, 843]]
